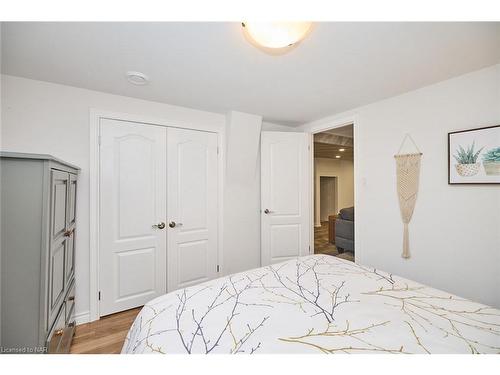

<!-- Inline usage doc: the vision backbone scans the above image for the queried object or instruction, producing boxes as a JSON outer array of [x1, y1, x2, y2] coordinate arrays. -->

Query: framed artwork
[[448, 124, 500, 184]]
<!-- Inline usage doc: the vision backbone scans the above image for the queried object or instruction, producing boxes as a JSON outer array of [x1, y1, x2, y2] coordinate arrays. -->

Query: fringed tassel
[[402, 222, 410, 259]]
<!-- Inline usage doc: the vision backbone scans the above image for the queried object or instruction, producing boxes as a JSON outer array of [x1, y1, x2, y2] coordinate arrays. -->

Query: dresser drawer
[[46, 301, 75, 354], [47, 304, 66, 353], [65, 280, 76, 323]]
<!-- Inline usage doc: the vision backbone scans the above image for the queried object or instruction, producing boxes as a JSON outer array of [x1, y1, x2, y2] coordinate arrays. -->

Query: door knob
[[264, 209, 273, 214], [153, 222, 166, 229], [168, 221, 183, 228], [54, 329, 64, 337]]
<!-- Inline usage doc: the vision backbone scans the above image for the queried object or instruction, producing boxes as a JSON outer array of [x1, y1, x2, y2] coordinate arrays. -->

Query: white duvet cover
[[122, 255, 500, 354]]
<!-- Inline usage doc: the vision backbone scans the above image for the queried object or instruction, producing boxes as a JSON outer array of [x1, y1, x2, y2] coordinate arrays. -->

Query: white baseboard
[[74, 311, 91, 325]]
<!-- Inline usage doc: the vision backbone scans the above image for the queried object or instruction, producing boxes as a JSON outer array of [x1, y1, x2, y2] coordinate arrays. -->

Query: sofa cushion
[[339, 206, 354, 221], [335, 219, 354, 239]]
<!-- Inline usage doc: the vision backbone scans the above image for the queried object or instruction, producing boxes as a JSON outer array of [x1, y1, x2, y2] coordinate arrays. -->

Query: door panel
[[49, 236, 66, 324], [67, 174, 77, 228], [49, 169, 69, 326], [261, 132, 310, 265], [51, 170, 68, 240], [99, 119, 167, 316], [116, 247, 156, 299], [178, 240, 209, 285], [167, 128, 218, 291], [65, 230, 75, 284]]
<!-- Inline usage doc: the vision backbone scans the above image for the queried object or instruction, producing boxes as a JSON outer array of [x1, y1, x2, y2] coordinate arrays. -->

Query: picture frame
[[448, 124, 500, 184]]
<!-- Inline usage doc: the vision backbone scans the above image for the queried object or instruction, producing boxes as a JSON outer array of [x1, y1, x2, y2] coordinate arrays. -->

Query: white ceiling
[[2, 22, 499, 126]]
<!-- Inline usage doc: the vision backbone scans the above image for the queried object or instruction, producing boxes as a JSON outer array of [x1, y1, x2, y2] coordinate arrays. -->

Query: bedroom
[[1, 1, 499, 373]]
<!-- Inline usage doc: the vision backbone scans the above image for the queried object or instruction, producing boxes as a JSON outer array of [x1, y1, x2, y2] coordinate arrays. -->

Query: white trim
[[306, 115, 357, 134], [89, 109, 100, 322], [75, 311, 91, 325], [89, 109, 225, 322], [306, 115, 357, 263]]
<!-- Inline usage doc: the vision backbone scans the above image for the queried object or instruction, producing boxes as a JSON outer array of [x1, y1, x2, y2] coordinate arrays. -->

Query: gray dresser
[[1, 152, 79, 354]]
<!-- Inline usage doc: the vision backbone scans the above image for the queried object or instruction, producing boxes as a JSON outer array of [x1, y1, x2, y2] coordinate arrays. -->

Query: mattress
[[122, 255, 500, 354]]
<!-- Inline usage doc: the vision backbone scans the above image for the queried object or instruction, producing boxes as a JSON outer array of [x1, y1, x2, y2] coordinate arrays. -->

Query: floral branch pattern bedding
[[122, 255, 500, 354]]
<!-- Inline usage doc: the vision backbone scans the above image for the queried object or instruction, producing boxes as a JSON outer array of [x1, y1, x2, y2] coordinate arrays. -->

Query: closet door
[[166, 128, 218, 291], [99, 119, 167, 316]]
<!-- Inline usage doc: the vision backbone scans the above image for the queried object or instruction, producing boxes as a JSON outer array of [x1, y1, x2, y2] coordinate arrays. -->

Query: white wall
[[0, 75, 267, 321], [3, 62, 498, 320], [301, 64, 500, 308], [319, 176, 336, 222], [314, 158, 354, 225], [223, 111, 262, 275]]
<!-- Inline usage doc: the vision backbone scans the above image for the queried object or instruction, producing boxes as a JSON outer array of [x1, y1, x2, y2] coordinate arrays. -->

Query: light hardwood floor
[[314, 221, 354, 262], [70, 307, 141, 354]]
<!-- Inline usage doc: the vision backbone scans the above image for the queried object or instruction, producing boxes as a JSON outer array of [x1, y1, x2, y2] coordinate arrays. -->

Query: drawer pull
[[55, 329, 64, 336], [68, 296, 75, 301], [64, 229, 73, 237]]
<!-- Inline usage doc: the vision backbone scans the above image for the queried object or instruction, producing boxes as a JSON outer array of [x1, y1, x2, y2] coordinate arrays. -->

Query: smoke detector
[[126, 71, 149, 85]]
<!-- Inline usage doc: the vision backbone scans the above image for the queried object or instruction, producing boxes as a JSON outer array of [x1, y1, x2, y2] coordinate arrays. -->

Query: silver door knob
[[168, 221, 176, 228], [264, 209, 272, 214], [153, 222, 166, 229]]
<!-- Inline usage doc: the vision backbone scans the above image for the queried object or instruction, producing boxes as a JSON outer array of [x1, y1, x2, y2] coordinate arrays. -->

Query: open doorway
[[313, 124, 354, 262]]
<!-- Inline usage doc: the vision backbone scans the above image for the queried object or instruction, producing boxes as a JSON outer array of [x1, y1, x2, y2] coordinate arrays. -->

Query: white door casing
[[261, 131, 311, 265], [99, 119, 167, 316], [167, 127, 219, 291]]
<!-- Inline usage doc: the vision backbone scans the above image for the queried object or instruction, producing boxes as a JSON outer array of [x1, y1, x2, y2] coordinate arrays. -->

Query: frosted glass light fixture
[[242, 22, 313, 49]]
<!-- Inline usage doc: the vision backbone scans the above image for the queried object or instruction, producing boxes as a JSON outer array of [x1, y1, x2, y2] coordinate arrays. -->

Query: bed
[[122, 255, 500, 354]]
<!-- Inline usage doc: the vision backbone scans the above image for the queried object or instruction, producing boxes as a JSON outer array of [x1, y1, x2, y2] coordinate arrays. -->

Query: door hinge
[[309, 245, 311, 254], [98, 135, 102, 146], [216, 265, 220, 273], [98, 291, 101, 301]]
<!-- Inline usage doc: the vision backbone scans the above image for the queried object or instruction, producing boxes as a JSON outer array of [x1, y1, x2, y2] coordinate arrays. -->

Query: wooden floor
[[314, 221, 354, 262], [70, 307, 141, 354]]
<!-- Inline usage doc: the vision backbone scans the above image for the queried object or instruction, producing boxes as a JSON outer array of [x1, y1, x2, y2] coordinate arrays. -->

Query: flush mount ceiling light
[[339, 148, 346, 152], [335, 155, 341, 159], [126, 71, 149, 85], [242, 22, 313, 50]]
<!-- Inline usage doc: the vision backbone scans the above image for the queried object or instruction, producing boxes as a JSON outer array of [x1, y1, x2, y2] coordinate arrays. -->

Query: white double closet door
[[99, 119, 218, 316]]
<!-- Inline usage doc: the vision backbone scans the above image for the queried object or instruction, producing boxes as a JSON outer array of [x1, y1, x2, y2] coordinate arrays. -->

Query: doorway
[[320, 176, 337, 222], [313, 124, 354, 262]]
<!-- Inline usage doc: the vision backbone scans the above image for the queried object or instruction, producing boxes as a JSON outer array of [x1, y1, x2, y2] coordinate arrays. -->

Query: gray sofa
[[335, 207, 354, 253]]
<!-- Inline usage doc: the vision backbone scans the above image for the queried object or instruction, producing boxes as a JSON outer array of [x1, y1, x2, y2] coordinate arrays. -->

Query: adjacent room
[[1, 20, 499, 358], [313, 124, 354, 261]]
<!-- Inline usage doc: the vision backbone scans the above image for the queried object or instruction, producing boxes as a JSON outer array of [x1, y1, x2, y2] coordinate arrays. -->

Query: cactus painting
[[482, 146, 500, 175], [448, 125, 500, 184], [453, 142, 483, 177]]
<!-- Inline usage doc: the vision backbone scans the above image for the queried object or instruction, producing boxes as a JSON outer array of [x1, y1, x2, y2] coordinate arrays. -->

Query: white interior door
[[261, 131, 310, 265], [167, 127, 219, 291], [99, 119, 167, 316]]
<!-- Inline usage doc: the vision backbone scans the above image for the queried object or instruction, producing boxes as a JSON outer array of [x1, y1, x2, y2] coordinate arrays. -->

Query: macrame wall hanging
[[394, 134, 422, 259]]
